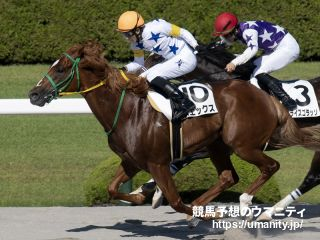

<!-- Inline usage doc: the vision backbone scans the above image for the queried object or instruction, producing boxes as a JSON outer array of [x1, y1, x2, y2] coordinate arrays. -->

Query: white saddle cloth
[[147, 82, 218, 121], [250, 79, 320, 118]]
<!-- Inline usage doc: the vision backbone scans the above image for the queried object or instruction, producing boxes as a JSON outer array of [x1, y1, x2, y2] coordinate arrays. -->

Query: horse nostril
[[29, 92, 39, 102]]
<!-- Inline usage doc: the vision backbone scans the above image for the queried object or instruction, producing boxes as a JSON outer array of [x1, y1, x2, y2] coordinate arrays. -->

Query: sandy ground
[[0, 204, 319, 240]]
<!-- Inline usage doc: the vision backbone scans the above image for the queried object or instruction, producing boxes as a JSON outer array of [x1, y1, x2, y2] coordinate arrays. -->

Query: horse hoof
[[151, 186, 163, 209], [256, 212, 272, 222], [132, 193, 146, 205], [187, 216, 200, 228]]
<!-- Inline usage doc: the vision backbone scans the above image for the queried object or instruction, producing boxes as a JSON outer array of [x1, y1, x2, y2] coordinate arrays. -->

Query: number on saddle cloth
[[147, 80, 218, 121], [251, 78, 320, 118]]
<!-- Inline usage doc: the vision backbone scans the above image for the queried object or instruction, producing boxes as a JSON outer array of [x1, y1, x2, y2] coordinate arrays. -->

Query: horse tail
[[299, 126, 320, 150], [270, 97, 320, 150]]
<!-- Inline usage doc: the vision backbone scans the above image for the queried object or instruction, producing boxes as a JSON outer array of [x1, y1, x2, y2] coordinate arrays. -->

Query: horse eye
[[56, 66, 64, 73]]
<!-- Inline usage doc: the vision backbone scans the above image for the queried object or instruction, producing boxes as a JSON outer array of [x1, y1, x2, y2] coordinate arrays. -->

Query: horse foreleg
[[130, 150, 209, 208], [148, 162, 193, 216], [257, 151, 320, 221], [192, 140, 238, 208], [108, 160, 144, 205], [186, 141, 238, 227]]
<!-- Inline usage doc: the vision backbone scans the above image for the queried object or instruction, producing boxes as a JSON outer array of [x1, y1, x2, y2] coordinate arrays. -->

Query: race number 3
[[294, 85, 310, 107]]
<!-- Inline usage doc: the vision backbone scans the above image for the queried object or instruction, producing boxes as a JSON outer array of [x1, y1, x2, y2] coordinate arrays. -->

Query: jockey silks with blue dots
[[118, 12, 198, 120], [128, 19, 198, 66]]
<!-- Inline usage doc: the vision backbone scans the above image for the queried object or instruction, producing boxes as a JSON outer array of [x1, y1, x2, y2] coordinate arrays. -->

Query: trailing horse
[[188, 43, 320, 221], [145, 43, 320, 221], [28, 41, 320, 223]]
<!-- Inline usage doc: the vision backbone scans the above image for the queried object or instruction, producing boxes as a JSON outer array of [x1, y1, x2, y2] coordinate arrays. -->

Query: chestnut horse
[[183, 44, 320, 221], [145, 44, 320, 221], [28, 41, 320, 221]]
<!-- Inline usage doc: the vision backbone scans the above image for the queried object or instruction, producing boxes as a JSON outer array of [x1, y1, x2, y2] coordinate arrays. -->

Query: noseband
[[44, 53, 81, 102]]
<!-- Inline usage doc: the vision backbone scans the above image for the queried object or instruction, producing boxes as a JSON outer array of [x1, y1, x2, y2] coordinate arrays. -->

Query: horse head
[[29, 40, 109, 106], [29, 40, 149, 107]]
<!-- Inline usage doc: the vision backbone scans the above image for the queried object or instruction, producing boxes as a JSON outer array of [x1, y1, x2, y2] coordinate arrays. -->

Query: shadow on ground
[[67, 211, 223, 240]]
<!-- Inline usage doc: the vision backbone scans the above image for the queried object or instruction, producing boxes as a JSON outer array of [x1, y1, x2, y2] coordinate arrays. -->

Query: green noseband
[[44, 53, 80, 102]]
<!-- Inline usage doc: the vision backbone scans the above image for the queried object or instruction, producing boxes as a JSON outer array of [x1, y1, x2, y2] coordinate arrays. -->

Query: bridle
[[44, 53, 129, 136], [44, 53, 106, 102]]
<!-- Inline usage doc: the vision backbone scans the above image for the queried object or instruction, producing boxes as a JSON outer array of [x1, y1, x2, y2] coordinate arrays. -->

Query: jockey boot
[[150, 77, 195, 121], [256, 73, 297, 111]]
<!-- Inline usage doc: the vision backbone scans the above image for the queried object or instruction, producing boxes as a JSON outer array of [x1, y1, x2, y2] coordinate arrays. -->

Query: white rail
[[0, 99, 92, 114]]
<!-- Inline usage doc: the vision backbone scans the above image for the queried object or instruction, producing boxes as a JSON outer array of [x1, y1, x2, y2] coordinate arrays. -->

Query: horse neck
[[193, 56, 239, 81], [196, 46, 254, 81], [82, 69, 134, 133]]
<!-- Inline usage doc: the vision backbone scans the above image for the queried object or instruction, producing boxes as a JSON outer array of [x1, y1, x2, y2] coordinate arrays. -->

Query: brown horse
[[144, 44, 320, 221], [28, 41, 320, 221]]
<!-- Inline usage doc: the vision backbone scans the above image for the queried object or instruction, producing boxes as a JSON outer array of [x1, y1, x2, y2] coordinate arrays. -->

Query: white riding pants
[[139, 46, 197, 82], [252, 33, 300, 77]]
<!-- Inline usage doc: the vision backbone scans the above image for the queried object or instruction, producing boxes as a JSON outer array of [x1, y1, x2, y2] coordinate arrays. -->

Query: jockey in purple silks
[[214, 12, 299, 111]]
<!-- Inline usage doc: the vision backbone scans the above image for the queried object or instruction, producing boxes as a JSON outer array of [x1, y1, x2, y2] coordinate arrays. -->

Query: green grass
[[267, 147, 320, 203], [0, 62, 319, 206], [0, 115, 109, 206], [0, 64, 50, 98], [271, 61, 320, 80]]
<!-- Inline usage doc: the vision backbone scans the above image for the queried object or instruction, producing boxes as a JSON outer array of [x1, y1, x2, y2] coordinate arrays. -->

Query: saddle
[[148, 79, 218, 161]]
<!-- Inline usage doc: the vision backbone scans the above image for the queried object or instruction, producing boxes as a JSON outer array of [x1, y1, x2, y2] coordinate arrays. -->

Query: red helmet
[[213, 12, 238, 36]]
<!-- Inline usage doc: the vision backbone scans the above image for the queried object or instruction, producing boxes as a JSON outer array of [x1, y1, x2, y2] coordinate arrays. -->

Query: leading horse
[[28, 41, 320, 222]]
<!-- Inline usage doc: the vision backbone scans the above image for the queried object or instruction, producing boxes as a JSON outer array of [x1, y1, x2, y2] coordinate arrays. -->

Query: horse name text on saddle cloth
[[148, 82, 217, 120], [250, 79, 320, 118]]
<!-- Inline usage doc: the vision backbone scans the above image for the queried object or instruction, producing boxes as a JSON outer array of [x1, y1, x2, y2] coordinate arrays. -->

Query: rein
[[44, 53, 129, 137], [105, 70, 129, 137]]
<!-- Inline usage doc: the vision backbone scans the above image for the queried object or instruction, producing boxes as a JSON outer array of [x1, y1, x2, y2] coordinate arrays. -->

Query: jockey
[[117, 10, 198, 121], [213, 12, 299, 111]]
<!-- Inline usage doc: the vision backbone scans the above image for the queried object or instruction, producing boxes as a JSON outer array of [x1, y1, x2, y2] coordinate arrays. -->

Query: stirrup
[[172, 104, 195, 122]]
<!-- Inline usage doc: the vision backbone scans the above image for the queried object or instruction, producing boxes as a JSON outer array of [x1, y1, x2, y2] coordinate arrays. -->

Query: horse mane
[[198, 43, 256, 80], [74, 40, 149, 97]]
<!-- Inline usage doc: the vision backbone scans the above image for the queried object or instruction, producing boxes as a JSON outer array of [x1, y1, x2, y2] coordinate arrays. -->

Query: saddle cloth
[[147, 82, 218, 120], [250, 79, 320, 118]]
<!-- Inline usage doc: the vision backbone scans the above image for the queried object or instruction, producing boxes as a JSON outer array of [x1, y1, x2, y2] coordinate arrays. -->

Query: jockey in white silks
[[213, 12, 300, 111], [117, 10, 199, 122]]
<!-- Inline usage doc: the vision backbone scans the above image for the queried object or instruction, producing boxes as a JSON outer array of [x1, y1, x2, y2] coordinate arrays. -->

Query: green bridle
[[44, 53, 128, 136], [45, 53, 81, 102]]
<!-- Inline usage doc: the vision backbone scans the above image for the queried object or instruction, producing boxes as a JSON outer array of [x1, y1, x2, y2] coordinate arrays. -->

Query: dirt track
[[0, 205, 319, 240]]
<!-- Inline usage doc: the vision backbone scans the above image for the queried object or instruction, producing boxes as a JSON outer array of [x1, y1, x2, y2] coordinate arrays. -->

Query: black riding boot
[[150, 77, 195, 122], [256, 73, 297, 111]]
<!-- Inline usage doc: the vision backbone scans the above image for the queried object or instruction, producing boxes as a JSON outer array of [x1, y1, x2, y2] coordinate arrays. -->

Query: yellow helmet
[[117, 11, 144, 32]]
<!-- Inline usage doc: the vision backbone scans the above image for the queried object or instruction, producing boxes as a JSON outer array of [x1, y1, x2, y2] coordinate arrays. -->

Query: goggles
[[122, 30, 135, 38]]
